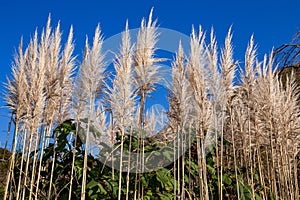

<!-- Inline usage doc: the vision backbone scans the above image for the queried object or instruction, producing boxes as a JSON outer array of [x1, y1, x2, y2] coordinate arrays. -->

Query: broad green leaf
[[86, 179, 98, 189], [223, 174, 232, 185]]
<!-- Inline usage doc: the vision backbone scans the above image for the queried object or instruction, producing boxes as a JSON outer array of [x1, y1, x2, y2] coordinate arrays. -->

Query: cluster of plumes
[[228, 39, 300, 198], [4, 16, 76, 200], [6, 17, 75, 136], [168, 28, 234, 141], [4, 10, 300, 200], [168, 28, 300, 198], [167, 27, 238, 198]]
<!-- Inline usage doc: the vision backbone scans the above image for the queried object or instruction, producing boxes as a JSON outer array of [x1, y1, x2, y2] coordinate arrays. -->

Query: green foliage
[[0, 148, 11, 199]]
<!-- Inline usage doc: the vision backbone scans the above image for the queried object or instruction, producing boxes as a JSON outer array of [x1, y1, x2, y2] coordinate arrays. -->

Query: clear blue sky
[[0, 0, 299, 148]]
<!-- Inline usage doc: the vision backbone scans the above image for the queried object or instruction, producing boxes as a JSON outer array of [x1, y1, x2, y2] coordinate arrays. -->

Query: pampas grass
[[74, 24, 106, 200], [133, 9, 164, 199], [4, 16, 76, 200], [187, 26, 211, 200], [106, 21, 135, 200], [134, 8, 163, 127], [4, 38, 28, 200], [3, 11, 300, 200]]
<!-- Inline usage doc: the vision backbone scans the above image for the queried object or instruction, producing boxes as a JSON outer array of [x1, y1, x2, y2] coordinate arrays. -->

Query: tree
[[274, 31, 300, 68]]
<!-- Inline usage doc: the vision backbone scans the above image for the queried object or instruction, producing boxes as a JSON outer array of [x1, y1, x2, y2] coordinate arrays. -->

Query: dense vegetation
[[0, 148, 11, 197], [2, 11, 300, 200]]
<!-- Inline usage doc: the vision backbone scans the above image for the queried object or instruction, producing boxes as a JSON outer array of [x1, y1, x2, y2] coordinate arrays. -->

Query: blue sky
[[0, 0, 299, 148]]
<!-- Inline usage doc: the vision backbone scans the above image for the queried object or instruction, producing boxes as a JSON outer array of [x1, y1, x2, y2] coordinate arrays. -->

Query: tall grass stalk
[[170, 42, 186, 199], [75, 24, 106, 200], [219, 28, 235, 200], [106, 21, 135, 200], [187, 26, 210, 200], [133, 8, 162, 199], [4, 38, 26, 200]]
